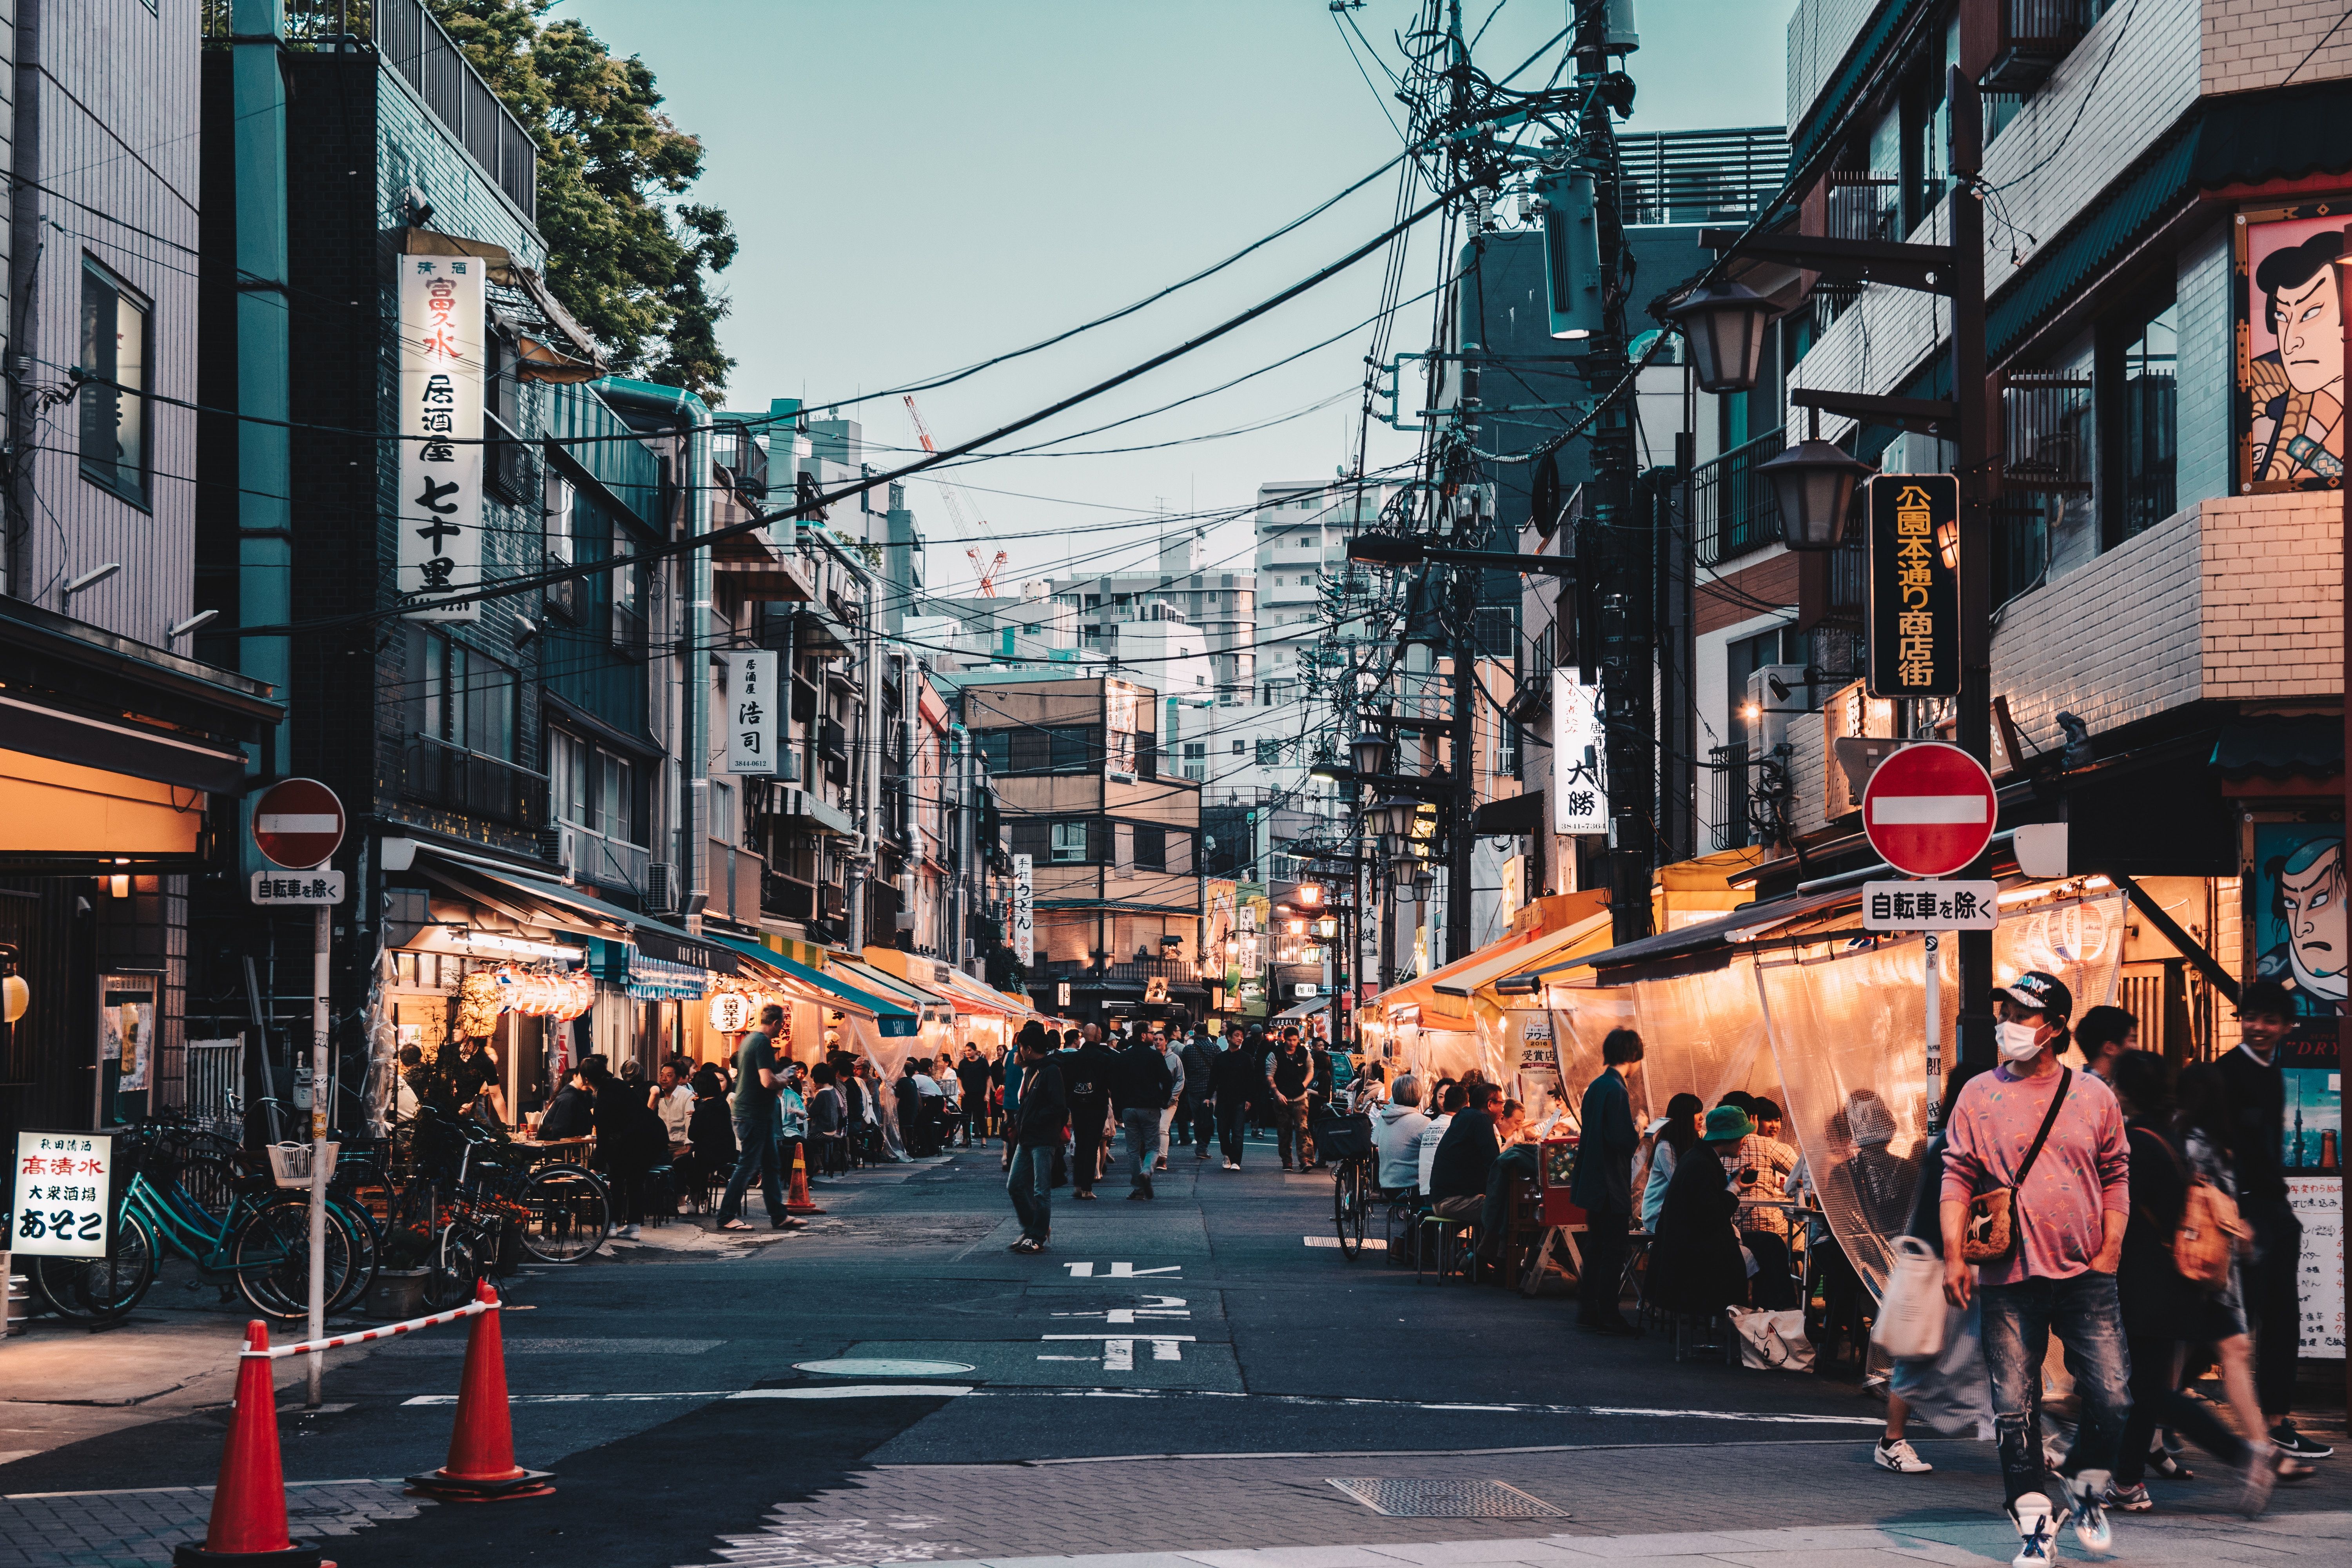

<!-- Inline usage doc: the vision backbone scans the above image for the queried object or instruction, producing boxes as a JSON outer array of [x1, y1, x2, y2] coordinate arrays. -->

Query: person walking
[[1211, 1028, 1261, 1169], [1268, 1030, 1315, 1171], [717, 1005, 802, 1232], [1940, 971, 2131, 1565], [956, 1045, 991, 1147], [1180, 1029, 1217, 1161], [1005, 1024, 1063, 1254], [1154, 1024, 1185, 1173], [581, 1057, 652, 1239], [1113, 1024, 1174, 1200], [2216, 980, 2332, 1459], [1064, 1024, 1117, 1198], [1570, 1028, 1644, 1336]]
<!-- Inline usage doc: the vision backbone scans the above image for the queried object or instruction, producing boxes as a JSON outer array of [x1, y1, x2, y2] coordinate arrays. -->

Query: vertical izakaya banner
[[1551, 670, 1608, 834], [726, 651, 778, 774], [399, 252, 486, 620], [1866, 474, 1959, 698], [1011, 853, 1034, 967]]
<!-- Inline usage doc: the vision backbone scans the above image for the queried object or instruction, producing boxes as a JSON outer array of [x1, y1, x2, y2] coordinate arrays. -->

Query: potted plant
[[370, 1225, 434, 1319]]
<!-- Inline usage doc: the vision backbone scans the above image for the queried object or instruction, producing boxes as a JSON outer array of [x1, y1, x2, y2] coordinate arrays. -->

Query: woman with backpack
[[2102, 1051, 2278, 1515]]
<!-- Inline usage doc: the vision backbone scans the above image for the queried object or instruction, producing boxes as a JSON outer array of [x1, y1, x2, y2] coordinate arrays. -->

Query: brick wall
[[2204, 0, 2352, 94], [2198, 492, 2344, 697]]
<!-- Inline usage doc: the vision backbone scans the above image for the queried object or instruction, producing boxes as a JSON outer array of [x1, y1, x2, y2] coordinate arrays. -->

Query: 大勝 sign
[[398, 250, 487, 620]]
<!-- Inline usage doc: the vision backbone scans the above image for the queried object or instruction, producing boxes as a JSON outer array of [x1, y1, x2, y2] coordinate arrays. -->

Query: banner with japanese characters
[[1866, 474, 1959, 698], [398, 251, 486, 620], [1550, 670, 1607, 834], [13, 1130, 115, 1258], [725, 650, 779, 774]]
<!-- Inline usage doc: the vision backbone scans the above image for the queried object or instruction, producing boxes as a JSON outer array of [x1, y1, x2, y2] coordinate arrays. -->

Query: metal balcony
[[400, 734, 547, 829], [1691, 428, 1786, 566]]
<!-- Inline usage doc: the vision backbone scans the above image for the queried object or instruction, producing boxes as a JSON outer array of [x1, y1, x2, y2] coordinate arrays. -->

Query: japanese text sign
[[725, 650, 779, 775], [1867, 474, 1958, 698], [399, 253, 486, 620], [1011, 853, 1034, 966], [1861, 880, 2000, 931], [13, 1131, 114, 1257], [1551, 670, 1608, 835], [250, 869, 347, 906]]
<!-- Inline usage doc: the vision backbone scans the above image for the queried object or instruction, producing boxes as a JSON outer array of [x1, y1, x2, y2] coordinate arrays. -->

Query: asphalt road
[[8, 1132, 2347, 1568]]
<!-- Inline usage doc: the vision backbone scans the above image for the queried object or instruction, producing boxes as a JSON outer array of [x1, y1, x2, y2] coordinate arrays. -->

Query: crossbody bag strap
[[2011, 1068, 2072, 1190]]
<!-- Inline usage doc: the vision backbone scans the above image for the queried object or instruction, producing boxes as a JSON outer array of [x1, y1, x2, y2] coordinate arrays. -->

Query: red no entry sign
[[1861, 742, 1996, 878], [252, 778, 345, 869]]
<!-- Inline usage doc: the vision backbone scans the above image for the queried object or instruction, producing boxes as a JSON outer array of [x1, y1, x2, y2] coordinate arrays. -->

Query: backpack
[[2134, 1125, 2251, 1290]]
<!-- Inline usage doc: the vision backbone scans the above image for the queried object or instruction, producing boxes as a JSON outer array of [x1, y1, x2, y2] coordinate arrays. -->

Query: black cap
[[1991, 969, 2073, 1021]]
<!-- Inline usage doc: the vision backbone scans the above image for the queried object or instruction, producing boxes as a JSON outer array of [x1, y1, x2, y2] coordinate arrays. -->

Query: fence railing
[[1692, 427, 1786, 565], [1709, 742, 1751, 852], [400, 733, 547, 829], [185, 1037, 245, 1132]]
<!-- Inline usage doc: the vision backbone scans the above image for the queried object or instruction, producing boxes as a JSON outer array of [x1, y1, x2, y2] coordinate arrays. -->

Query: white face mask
[[1996, 1020, 2046, 1063]]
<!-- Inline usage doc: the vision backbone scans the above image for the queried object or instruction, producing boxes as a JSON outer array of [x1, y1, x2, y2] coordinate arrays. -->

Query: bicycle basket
[[264, 1141, 340, 1188], [1313, 1112, 1374, 1159]]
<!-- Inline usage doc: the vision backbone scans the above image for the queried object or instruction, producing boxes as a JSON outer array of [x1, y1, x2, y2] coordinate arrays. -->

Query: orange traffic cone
[[174, 1321, 328, 1568], [785, 1143, 826, 1214], [405, 1283, 554, 1501]]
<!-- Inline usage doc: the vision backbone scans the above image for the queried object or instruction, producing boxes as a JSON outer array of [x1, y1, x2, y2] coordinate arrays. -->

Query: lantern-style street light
[[1664, 279, 1777, 394], [1758, 407, 1873, 551]]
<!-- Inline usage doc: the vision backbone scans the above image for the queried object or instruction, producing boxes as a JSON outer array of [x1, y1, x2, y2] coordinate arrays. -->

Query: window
[[1134, 824, 1166, 871], [552, 730, 591, 827], [80, 259, 151, 506], [1051, 822, 1088, 863], [601, 751, 635, 840], [545, 473, 578, 621], [1182, 741, 1206, 782], [2110, 300, 2177, 544], [611, 523, 642, 649], [410, 628, 517, 760], [976, 728, 1011, 775], [1256, 739, 1281, 766], [1049, 726, 1098, 773], [1230, 739, 1246, 755]]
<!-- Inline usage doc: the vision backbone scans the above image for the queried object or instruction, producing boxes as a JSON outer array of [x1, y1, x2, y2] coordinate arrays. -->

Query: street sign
[[250, 869, 346, 906], [1862, 741, 1996, 878], [11, 1130, 116, 1256], [1862, 880, 2000, 930], [1867, 474, 1960, 698], [252, 778, 345, 869]]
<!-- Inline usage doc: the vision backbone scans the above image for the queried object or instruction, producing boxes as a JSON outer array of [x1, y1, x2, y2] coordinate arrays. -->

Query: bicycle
[[1314, 1108, 1377, 1257], [404, 1109, 610, 1308]]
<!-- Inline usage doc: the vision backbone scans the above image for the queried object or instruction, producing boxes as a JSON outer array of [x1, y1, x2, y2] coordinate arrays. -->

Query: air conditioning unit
[[644, 860, 677, 916], [537, 824, 577, 882]]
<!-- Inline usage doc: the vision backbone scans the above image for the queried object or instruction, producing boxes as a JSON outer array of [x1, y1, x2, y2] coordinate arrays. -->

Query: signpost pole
[[307, 901, 328, 1408], [1924, 932, 1942, 1136]]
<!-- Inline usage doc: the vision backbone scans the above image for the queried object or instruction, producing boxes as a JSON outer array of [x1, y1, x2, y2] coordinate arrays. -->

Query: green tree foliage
[[428, 0, 737, 398]]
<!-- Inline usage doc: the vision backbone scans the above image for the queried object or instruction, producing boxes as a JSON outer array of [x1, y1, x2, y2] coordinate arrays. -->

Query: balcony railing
[[1709, 742, 1751, 851], [401, 733, 547, 829], [1692, 428, 1785, 566], [1985, 0, 2092, 94]]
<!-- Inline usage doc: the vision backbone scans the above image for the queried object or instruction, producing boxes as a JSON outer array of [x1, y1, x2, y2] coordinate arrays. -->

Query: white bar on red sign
[[1870, 795, 1990, 825]]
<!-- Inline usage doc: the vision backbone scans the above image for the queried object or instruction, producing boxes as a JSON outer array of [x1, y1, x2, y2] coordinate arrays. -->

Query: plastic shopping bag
[[1873, 1236, 1949, 1360], [1727, 1306, 1815, 1371]]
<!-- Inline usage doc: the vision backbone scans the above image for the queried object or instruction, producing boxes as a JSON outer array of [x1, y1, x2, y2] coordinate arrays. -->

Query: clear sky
[[552, 1, 1789, 595]]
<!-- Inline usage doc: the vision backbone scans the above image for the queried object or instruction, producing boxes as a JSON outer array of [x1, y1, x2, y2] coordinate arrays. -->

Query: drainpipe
[[4, 0, 41, 599], [596, 377, 711, 930], [235, 0, 291, 789]]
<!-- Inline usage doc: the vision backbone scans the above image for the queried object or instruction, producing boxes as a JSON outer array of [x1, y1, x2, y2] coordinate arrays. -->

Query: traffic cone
[[784, 1143, 826, 1214], [174, 1321, 328, 1568], [405, 1283, 554, 1501]]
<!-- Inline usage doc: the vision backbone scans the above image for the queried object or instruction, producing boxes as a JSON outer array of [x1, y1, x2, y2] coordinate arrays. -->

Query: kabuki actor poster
[[2238, 205, 2350, 493]]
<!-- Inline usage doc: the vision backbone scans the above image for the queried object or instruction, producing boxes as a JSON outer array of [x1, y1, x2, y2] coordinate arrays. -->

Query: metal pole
[[305, 902, 328, 1408], [1924, 931, 1942, 1136], [1948, 52, 1994, 1071]]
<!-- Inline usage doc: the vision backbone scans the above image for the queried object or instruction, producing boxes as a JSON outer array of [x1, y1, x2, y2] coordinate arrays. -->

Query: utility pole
[[1951, 11, 1993, 1070]]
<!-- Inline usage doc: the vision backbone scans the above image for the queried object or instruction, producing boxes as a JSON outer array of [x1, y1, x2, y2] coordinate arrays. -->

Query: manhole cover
[[1326, 1479, 1568, 1519], [795, 1357, 976, 1377]]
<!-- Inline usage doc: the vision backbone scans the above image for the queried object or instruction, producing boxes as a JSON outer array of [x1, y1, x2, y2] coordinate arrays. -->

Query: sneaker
[[2238, 1446, 2277, 1517], [2270, 1422, 2334, 1459], [2097, 1482, 2151, 1514], [2009, 1494, 2056, 1568], [2058, 1472, 2113, 1555], [2145, 1447, 2192, 1480], [1224, 1160, 1239, 1171], [1126, 1190, 1149, 1201], [1154, 1160, 1168, 1172], [613, 1223, 641, 1239], [1874, 1437, 1933, 1474]]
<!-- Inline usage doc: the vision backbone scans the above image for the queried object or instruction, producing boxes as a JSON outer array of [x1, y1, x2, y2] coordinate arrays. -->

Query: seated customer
[[1476, 1098, 1536, 1258], [1374, 1075, 1431, 1192], [1426, 1082, 1502, 1226], [1416, 1083, 1465, 1195], [1646, 1104, 1752, 1319]]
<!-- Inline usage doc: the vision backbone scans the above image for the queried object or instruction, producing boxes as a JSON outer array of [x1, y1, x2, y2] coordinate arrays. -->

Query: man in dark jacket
[[1210, 1033, 1260, 1170], [1112, 1031, 1174, 1199], [1006, 1025, 1064, 1253], [1063, 1024, 1117, 1198], [1428, 1082, 1501, 1223], [1649, 1104, 1748, 1319], [2216, 980, 2330, 1457], [955, 1047, 991, 1145], [1179, 1031, 1217, 1160], [1268, 1031, 1316, 1171], [1570, 1027, 1644, 1335]]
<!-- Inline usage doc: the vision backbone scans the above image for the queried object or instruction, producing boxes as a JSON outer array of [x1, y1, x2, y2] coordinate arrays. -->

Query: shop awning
[[2210, 714, 2341, 782], [861, 949, 1030, 1017], [416, 853, 640, 939], [1366, 889, 1611, 1028], [831, 954, 956, 1026], [694, 931, 874, 1017], [696, 934, 917, 1036], [1272, 995, 1330, 1022], [1436, 908, 1615, 997], [1510, 885, 1862, 985]]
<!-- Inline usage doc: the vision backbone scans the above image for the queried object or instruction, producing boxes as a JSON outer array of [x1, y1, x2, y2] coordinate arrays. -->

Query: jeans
[[1186, 1094, 1213, 1156], [2245, 1198, 2302, 1417], [1007, 1143, 1053, 1240], [1980, 1272, 2133, 1507], [1122, 1107, 1161, 1192], [1275, 1095, 1308, 1165], [718, 1113, 782, 1225], [1218, 1098, 1250, 1165], [1156, 1103, 1177, 1164], [2115, 1334, 2254, 1484], [1577, 1202, 1632, 1324]]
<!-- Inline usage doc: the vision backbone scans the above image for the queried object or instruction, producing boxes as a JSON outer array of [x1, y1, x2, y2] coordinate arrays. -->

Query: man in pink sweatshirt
[[1940, 970, 2131, 1568]]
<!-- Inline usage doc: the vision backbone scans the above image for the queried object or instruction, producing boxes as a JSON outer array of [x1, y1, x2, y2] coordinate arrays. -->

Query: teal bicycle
[[31, 1123, 377, 1325]]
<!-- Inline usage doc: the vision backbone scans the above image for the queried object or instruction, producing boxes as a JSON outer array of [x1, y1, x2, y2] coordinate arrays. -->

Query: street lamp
[[1664, 279, 1777, 395], [1348, 731, 1392, 777], [1758, 407, 1873, 551], [1366, 794, 1420, 838]]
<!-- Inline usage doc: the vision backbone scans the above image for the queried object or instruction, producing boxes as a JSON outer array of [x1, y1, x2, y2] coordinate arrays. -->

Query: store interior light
[[463, 931, 586, 961], [0, 942, 27, 1025]]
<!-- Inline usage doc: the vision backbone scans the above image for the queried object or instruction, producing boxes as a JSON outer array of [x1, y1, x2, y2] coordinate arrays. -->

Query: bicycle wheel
[[29, 1212, 158, 1323], [421, 1222, 486, 1311], [1332, 1159, 1365, 1258], [232, 1196, 352, 1321], [327, 1199, 381, 1315], [517, 1164, 610, 1262]]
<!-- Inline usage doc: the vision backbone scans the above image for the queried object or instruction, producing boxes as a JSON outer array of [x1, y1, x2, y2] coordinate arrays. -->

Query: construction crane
[[901, 394, 1007, 593], [965, 547, 1009, 597]]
